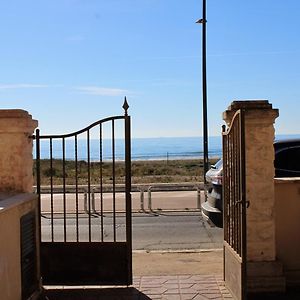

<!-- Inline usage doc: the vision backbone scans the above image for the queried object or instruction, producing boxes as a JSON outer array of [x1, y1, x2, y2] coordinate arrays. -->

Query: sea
[[35, 134, 300, 161]]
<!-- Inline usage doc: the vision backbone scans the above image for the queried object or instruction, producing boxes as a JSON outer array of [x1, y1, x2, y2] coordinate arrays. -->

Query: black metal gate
[[34, 99, 132, 286], [223, 109, 247, 300]]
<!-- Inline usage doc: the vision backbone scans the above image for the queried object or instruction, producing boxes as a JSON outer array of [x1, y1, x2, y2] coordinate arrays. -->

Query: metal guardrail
[[144, 185, 202, 212], [36, 183, 204, 194], [38, 183, 205, 214]]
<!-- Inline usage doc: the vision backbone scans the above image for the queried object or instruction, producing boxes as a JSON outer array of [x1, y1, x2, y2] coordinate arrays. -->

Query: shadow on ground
[[44, 287, 151, 300]]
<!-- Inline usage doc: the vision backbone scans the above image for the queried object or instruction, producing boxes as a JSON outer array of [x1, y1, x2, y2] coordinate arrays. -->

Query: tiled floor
[[134, 275, 232, 299], [44, 275, 233, 299]]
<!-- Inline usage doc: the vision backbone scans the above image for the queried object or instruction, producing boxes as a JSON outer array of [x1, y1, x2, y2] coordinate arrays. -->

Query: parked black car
[[202, 139, 300, 227]]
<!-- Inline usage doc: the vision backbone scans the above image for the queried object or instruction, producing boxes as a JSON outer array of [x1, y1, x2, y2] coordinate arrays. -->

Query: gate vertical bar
[[112, 120, 116, 242], [124, 97, 132, 285], [36, 129, 42, 245], [87, 130, 91, 242], [50, 138, 54, 242], [62, 137, 67, 242], [222, 125, 226, 281], [240, 109, 247, 299], [75, 135, 79, 242], [99, 124, 104, 242]]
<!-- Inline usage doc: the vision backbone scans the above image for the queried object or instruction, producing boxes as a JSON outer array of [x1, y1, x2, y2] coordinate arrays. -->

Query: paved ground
[[42, 250, 230, 299], [44, 275, 232, 300], [42, 248, 300, 300], [133, 251, 223, 276]]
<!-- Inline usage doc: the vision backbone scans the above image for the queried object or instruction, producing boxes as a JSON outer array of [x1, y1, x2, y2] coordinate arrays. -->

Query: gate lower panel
[[224, 241, 243, 299], [41, 242, 130, 285]]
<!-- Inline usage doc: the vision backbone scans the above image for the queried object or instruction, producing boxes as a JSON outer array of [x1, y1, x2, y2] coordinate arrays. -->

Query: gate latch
[[235, 200, 250, 208]]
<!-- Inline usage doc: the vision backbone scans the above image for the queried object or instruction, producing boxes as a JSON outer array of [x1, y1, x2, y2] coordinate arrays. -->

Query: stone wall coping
[[227, 100, 273, 110], [274, 178, 300, 184], [0, 193, 37, 214], [0, 109, 33, 118], [223, 100, 279, 124], [0, 109, 38, 133]]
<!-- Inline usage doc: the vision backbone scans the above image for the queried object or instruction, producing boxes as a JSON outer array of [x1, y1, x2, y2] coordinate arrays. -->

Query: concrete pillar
[[0, 110, 38, 193], [223, 100, 285, 293]]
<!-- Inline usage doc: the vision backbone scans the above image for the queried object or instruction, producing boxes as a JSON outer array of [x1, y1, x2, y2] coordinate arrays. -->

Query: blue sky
[[0, 0, 299, 138]]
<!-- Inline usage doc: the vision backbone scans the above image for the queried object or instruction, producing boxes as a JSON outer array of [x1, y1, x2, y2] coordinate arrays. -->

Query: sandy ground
[[133, 250, 223, 276]]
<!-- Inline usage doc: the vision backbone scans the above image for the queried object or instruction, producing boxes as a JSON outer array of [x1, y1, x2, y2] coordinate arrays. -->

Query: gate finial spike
[[123, 96, 129, 116]]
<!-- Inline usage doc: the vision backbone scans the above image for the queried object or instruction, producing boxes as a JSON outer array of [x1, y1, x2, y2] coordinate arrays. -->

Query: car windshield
[[212, 159, 223, 170], [275, 146, 300, 171]]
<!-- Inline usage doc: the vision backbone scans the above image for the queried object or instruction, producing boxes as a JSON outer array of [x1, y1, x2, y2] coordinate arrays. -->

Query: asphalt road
[[133, 212, 223, 250], [41, 211, 223, 251]]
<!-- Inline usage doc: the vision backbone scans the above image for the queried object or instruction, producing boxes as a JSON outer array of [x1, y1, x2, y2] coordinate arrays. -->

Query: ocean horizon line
[[34, 134, 300, 161]]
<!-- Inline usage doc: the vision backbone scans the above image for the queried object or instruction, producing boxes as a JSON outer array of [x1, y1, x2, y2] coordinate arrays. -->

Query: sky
[[0, 0, 300, 138]]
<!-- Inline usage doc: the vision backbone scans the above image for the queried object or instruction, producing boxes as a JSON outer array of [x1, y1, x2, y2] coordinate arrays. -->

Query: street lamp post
[[196, 0, 209, 184]]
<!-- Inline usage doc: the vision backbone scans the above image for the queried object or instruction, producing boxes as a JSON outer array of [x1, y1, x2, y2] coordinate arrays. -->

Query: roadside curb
[[133, 248, 223, 254]]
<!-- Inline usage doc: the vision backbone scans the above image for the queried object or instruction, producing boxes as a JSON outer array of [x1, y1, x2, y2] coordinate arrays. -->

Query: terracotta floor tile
[[145, 295, 161, 300], [165, 279, 179, 284], [179, 283, 194, 288], [180, 288, 199, 294], [164, 284, 179, 289], [161, 295, 181, 300], [198, 289, 221, 294], [202, 295, 223, 300], [181, 294, 199, 300], [141, 287, 168, 295], [193, 285, 220, 291], [192, 295, 212, 300], [163, 288, 181, 295]]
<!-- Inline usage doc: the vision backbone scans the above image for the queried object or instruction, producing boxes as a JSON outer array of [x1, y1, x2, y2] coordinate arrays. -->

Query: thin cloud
[[66, 35, 85, 42], [208, 50, 298, 57], [0, 83, 49, 90], [134, 55, 201, 61], [75, 86, 130, 96]]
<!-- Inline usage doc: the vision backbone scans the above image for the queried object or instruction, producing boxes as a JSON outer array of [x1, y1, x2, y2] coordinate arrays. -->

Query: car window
[[275, 146, 300, 171], [214, 159, 223, 170]]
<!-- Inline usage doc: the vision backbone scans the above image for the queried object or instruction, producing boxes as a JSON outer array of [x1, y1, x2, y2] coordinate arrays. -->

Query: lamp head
[[196, 18, 206, 24]]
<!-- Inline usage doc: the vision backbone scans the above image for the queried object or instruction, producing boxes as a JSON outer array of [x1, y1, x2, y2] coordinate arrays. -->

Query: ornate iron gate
[[223, 109, 247, 300], [34, 99, 132, 285]]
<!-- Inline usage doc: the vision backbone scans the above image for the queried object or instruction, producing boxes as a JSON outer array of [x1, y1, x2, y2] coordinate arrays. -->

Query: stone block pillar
[[223, 100, 285, 293], [0, 110, 38, 193]]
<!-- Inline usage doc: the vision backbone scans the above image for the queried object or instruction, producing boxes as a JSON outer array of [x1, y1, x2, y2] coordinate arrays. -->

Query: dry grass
[[35, 158, 219, 185]]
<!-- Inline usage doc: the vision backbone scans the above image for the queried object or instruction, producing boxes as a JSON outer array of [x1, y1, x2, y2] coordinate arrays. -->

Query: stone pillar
[[0, 110, 38, 193], [223, 100, 285, 293]]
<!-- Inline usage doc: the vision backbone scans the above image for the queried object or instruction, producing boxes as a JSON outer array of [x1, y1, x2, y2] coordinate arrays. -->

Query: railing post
[[196, 186, 201, 210], [91, 188, 96, 214], [84, 191, 88, 214], [139, 188, 145, 212], [148, 187, 152, 212]]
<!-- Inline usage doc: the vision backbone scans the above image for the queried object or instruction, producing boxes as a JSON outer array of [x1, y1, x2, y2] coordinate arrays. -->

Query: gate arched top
[[222, 109, 244, 136], [37, 97, 129, 139]]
